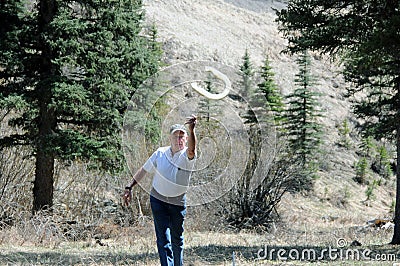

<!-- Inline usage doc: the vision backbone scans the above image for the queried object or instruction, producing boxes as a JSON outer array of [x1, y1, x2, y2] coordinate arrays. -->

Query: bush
[[0, 146, 35, 226], [216, 140, 301, 231]]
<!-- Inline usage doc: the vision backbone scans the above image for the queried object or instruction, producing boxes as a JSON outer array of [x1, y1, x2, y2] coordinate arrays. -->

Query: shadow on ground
[[0, 250, 159, 265]]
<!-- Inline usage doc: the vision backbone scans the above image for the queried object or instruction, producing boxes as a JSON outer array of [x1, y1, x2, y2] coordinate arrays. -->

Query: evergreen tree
[[239, 49, 254, 100], [359, 136, 375, 159], [375, 144, 393, 179], [283, 50, 324, 185], [239, 52, 258, 125], [257, 54, 285, 126], [337, 119, 352, 149], [0, 0, 161, 213], [276, 0, 400, 244], [355, 157, 369, 185]]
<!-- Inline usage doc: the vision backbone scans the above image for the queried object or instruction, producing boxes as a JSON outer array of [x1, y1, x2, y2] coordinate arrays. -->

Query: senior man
[[123, 115, 197, 266]]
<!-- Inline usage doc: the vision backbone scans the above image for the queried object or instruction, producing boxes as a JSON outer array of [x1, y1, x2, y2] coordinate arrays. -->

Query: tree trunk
[[32, 89, 56, 213], [32, 0, 57, 214], [32, 148, 55, 213], [391, 84, 400, 244], [32, 94, 56, 213], [391, 122, 400, 244]]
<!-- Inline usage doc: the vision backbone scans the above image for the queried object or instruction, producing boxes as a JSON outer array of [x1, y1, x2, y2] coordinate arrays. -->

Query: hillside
[[142, 0, 396, 232]]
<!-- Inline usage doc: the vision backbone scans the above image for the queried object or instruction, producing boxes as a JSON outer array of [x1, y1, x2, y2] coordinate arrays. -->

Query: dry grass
[[0, 218, 398, 265], [1, 182, 399, 266]]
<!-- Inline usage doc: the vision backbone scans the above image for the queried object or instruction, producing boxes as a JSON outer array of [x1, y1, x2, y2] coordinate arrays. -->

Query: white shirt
[[143, 146, 195, 197]]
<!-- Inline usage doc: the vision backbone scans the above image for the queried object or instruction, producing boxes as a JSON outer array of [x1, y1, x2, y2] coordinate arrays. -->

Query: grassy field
[[0, 210, 399, 266], [0, 231, 398, 265]]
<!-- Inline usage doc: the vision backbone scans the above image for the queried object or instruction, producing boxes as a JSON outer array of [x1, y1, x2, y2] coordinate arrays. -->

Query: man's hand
[[122, 188, 132, 206], [185, 114, 197, 132], [122, 171, 143, 207]]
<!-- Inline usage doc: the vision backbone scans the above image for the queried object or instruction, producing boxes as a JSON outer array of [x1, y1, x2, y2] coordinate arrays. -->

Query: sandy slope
[[143, 0, 350, 130], [144, 0, 293, 85]]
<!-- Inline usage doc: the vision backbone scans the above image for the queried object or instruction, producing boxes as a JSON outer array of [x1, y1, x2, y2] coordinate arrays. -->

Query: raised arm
[[185, 114, 197, 160]]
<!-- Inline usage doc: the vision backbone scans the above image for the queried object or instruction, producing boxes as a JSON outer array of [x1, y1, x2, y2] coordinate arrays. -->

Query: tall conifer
[[257, 55, 284, 126], [276, 0, 400, 244], [284, 50, 324, 185], [0, 0, 162, 213]]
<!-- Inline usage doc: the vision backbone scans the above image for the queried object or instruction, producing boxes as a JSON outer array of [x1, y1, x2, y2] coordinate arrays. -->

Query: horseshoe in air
[[190, 66, 232, 100]]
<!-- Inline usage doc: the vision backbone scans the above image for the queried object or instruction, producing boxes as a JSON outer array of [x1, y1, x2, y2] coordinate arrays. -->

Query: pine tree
[[239, 49, 254, 100], [276, 0, 400, 244], [337, 119, 352, 148], [239, 50, 261, 126], [0, 0, 162, 213], [283, 50, 324, 186], [257, 54, 285, 126]]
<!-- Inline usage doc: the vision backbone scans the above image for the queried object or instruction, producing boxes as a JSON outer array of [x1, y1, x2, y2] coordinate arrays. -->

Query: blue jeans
[[150, 195, 186, 266]]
